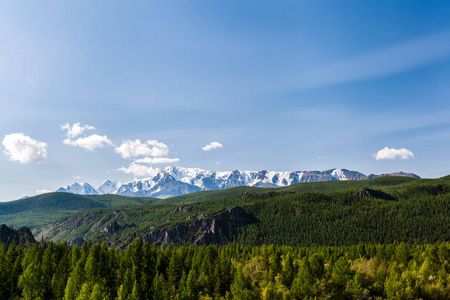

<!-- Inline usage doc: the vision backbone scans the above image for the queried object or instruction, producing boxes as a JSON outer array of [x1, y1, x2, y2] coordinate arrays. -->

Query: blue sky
[[1, 1, 450, 201]]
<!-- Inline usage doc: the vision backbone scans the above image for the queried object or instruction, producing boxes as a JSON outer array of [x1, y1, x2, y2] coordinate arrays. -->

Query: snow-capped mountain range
[[56, 167, 420, 198]]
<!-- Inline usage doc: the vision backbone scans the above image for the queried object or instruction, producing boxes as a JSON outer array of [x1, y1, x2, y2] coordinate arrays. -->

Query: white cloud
[[202, 141, 223, 151], [373, 147, 414, 160], [61, 122, 95, 139], [2, 133, 48, 164], [135, 157, 180, 164], [36, 189, 51, 194], [63, 134, 113, 151], [114, 139, 169, 158], [117, 163, 160, 177]]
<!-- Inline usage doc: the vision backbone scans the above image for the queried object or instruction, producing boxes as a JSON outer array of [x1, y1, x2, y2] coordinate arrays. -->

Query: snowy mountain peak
[[331, 169, 348, 181], [96, 180, 121, 195], [57, 182, 98, 195], [55, 167, 420, 199]]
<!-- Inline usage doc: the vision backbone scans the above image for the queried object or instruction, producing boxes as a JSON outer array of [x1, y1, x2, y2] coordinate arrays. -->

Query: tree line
[[1, 239, 450, 299]]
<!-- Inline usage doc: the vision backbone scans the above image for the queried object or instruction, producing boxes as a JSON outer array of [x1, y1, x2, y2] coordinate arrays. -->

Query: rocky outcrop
[[172, 206, 190, 214], [354, 188, 396, 200], [192, 206, 256, 246], [101, 221, 136, 235], [0, 224, 36, 245], [69, 237, 85, 247], [101, 221, 122, 234], [141, 206, 256, 246]]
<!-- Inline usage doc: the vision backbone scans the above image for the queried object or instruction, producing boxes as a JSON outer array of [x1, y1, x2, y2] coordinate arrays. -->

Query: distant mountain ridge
[[56, 167, 420, 198]]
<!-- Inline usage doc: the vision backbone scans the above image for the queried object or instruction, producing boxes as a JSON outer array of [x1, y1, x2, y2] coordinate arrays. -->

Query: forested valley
[[2, 176, 450, 299]]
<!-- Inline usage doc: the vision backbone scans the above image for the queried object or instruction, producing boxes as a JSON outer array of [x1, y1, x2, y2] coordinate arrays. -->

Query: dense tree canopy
[[1, 240, 450, 299]]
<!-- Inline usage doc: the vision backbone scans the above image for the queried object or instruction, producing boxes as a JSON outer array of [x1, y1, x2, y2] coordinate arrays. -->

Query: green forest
[[2, 175, 450, 299], [2, 239, 450, 299], [36, 176, 450, 249]]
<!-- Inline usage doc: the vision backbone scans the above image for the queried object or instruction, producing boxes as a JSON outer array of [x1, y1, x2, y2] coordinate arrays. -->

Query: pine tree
[[89, 283, 103, 300], [130, 280, 140, 300], [230, 266, 252, 299], [85, 244, 102, 287], [18, 262, 44, 300], [332, 256, 353, 286], [70, 259, 86, 298], [75, 283, 91, 300], [184, 269, 198, 300], [152, 273, 168, 300], [269, 252, 281, 280], [291, 258, 313, 299], [64, 277, 77, 300], [167, 249, 183, 292], [41, 242, 54, 300], [395, 242, 409, 267], [280, 253, 294, 288]]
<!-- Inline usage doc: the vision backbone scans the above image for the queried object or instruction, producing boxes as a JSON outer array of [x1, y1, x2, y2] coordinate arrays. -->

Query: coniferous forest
[[2, 176, 450, 299], [2, 0, 449, 298], [2, 239, 450, 299]]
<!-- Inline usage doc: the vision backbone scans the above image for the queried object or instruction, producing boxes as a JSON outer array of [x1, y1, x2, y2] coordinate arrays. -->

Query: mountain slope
[[163, 175, 418, 204], [38, 175, 447, 248], [0, 193, 157, 230], [56, 167, 420, 198]]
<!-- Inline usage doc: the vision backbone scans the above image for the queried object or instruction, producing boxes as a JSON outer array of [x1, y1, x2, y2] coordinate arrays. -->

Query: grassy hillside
[[38, 175, 450, 248], [0, 192, 157, 230]]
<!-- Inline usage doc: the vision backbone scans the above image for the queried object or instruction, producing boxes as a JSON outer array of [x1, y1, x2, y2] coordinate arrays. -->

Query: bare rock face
[[0, 224, 36, 245], [69, 237, 85, 247], [193, 206, 256, 246], [354, 188, 396, 200], [141, 205, 256, 246], [172, 207, 190, 214], [100, 221, 136, 235], [101, 221, 122, 234]]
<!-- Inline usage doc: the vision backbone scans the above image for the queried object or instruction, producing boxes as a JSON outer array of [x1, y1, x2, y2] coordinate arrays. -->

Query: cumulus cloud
[[117, 163, 160, 177], [2, 133, 48, 164], [63, 134, 113, 151], [373, 147, 414, 160], [202, 141, 223, 151], [114, 139, 169, 158], [135, 157, 180, 164], [61, 122, 95, 139]]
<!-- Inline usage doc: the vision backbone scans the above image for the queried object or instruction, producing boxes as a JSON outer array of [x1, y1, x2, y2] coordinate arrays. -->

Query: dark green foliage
[[3, 240, 450, 299], [0, 175, 420, 234], [37, 176, 450, 249]]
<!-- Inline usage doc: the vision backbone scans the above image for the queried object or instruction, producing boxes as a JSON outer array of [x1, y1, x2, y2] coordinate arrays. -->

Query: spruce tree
[[64, 277, 77, 300]]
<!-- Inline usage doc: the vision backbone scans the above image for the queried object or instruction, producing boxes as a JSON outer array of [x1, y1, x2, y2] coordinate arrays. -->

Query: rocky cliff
[[0, 224, 36, 246]]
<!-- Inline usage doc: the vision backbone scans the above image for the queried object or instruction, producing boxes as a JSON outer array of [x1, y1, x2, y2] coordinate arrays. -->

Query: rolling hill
[[0, 193, 157, 230], [37, 175, 450, 248]]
